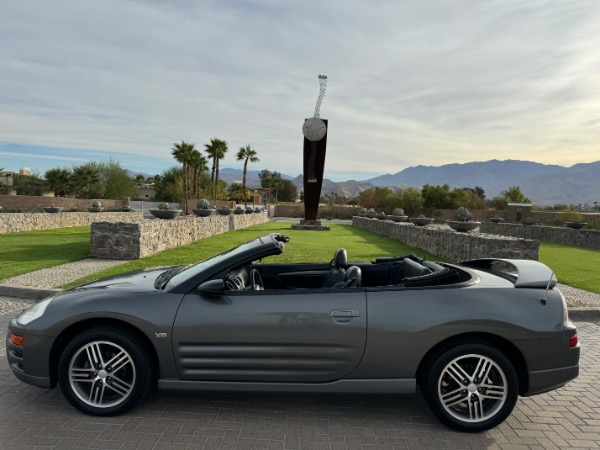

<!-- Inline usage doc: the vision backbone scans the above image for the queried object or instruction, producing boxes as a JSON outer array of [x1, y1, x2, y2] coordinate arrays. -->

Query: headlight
[[17, 298, 53, 325]]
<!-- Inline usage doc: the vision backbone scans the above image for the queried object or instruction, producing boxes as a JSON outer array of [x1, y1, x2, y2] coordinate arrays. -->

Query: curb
[[0, 284, 61, 301], [568, 307, 600, 322]]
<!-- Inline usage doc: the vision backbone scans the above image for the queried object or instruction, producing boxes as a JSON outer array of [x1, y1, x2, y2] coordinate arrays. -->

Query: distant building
[[135, 183, 156, 200], [19, 167, 32, 176], [0, 171, 17, 195]]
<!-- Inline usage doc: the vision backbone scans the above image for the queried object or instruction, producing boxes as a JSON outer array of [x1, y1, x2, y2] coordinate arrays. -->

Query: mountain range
[[178, 160, 600, 205]]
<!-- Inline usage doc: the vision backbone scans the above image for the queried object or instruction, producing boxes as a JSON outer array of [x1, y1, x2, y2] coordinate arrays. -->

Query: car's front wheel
[[421, 342, 518, 432], [58, 327, 153, 416]]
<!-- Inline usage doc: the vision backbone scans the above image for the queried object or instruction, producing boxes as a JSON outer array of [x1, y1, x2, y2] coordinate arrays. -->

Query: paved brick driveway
[[1, 301, 599, 450]]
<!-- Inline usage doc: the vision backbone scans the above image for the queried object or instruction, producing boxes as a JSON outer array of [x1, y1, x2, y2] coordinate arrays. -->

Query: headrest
[[332, 248, 348, 268], [345, 266, 362, 287]]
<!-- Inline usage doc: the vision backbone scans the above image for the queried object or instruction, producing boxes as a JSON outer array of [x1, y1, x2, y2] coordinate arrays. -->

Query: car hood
[[72, 266, 179, 292]]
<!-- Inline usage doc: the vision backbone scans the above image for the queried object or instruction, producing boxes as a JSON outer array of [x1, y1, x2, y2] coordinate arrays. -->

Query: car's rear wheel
[[58, 327, 152, 416], [421, 342, 518, 432]]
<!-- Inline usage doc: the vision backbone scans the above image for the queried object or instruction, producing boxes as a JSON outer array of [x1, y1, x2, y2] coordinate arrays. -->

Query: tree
[[171, 141, 197, 214], [134, 174, 145, 184], [95, 160, 137, 199], [189, 150, 208, 200], [227, 182, 247, 203], [278, 179, 297, 203], [236, 145, 259, 208], [421, 184, 454, 209], [154, 167, 183, 202], [501, 186, 531, 204], [398, 187, 424, 215], [358, 187, 394, 210], [45, 167, 72, 197], [259, 170, 284, 202], [71, 163, 100, 198], [204, 138, 228, 203]]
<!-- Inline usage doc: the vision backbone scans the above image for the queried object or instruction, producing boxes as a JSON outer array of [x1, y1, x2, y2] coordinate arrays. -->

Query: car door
[[172, 288, 367, 382]]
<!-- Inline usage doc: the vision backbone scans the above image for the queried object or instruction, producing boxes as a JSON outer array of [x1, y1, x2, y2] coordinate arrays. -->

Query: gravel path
[[1, 259, 130, 289], [558, 283, 600, 307]]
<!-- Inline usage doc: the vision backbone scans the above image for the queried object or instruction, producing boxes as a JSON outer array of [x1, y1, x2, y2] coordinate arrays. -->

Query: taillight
[[569, 335, 579, 348]]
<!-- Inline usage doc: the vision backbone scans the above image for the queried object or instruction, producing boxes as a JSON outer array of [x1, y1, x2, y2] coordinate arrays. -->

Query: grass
[[0, 226, 91, 280], [2, 223, 598, 295], [539, 242, 600, 294], [61, 222, 449, 288]]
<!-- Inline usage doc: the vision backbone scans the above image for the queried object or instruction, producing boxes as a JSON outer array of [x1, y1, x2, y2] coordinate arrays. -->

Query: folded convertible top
[[459, 258, 556, 289]]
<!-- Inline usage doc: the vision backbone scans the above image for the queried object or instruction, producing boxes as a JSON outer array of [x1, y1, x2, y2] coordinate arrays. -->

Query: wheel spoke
[[446, 362, 470, 384], [70, 367, 94, 381], [88, 382, 106, 405], [106, 351, 131, 373], [441, 387, 466, 408], [86, 343, 105, 368], [480, 385, 506, 400], [476, 358, 493, 382], [106, 375, 133, 397]]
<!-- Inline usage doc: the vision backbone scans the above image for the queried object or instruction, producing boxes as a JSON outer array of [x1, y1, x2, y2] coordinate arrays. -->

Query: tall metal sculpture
[[292, 75, 330, 230]]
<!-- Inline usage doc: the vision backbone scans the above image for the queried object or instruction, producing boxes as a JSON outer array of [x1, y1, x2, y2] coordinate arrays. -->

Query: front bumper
[[6, 323, 54, 389]]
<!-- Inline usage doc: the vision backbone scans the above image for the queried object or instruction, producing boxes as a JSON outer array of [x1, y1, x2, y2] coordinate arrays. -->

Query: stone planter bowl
[[88, 207, 104, 212], [217, 209, 232, 216], [565, 222, 587, 229], [192, 208, 214, 217], [521, 218, 536, 225], [43, 207, 63, 213], [389, 215, 408, 222], [490, 217, 505, 223], [121, 207, 134, 212], [447, 220, 481, 232], [233, 209, 245, 215], [254, 208, 262, 213], [409, 217, 434, 226], [149, 209, 182, 219]]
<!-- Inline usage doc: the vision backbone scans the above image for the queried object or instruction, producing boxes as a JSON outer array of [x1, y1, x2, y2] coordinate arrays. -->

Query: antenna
[[540, 270, 555, 305]]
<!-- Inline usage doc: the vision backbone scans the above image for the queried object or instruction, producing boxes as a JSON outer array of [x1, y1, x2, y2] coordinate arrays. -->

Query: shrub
[[158, 202, 170, 210]]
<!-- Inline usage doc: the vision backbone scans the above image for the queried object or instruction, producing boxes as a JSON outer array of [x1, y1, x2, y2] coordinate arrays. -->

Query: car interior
[[222, 248, 469, 291]]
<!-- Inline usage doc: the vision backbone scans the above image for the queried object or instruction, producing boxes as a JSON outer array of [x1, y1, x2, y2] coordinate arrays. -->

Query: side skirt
[[158, 378, 416, 394]]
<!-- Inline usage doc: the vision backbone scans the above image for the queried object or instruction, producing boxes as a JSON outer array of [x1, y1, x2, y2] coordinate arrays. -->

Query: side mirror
[[196, 279, 225, 296]]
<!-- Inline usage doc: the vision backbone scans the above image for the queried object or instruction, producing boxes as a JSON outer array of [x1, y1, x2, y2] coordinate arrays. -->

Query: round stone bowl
[[446, 220, 481, 232], [409, 217, 434, 226], [192, 208, 214, 217], [149, 209, 182, 219]]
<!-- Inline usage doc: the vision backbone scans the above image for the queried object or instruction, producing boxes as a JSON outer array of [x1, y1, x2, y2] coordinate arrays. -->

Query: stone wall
[[480, 222, 600, 250], [91, 213, 269, 260], [0, 195, 126, 211], [353, 217, 539, 261], [0, 212, 144, 234]]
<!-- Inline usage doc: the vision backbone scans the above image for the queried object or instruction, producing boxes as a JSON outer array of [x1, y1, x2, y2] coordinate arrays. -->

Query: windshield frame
[[164, 234, 283, 293]]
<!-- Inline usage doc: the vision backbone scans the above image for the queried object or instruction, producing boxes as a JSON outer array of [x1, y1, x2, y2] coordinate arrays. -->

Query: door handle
[[330, 310, 360, 318]]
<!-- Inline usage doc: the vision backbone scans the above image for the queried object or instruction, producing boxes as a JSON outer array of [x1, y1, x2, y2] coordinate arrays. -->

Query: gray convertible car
[[7, 233, 579, 432]]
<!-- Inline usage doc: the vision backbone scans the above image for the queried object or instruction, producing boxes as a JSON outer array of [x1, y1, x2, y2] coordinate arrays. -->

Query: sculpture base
[[291, 220, 330, 231]]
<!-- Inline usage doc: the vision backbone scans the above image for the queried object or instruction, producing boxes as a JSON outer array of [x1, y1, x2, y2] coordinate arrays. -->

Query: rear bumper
[[524, 364, 579, 396]]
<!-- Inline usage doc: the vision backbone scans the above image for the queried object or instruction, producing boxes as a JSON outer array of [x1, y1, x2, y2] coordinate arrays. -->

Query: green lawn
[[0, 226, 91, 280], [62, 222, 449, 288], [539, 242, 600, 294], [2, 223, 598, 295]]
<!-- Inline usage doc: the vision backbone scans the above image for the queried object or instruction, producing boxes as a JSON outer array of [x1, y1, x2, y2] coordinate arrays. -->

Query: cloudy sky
[[1, 0, 599, 181]]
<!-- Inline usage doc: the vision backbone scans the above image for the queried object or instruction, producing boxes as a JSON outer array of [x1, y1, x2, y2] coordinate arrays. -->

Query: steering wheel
[[250, 269, 264, 291]]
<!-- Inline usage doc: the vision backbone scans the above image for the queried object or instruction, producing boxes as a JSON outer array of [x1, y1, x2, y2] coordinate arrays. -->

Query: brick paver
[[1, 300, 598, 449]]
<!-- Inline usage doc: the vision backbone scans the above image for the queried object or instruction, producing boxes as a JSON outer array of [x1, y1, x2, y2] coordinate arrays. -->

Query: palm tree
[[71, 164, 100, 199], [45, 167, 72, 197], [171, 141, 196, 214], [189, 150, 208, 199], [204, 138, 228, 203], [236, 145, 259, 208]]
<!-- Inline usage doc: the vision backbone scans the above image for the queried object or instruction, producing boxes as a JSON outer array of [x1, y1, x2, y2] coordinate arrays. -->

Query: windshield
[[166, 238, 263, 288]]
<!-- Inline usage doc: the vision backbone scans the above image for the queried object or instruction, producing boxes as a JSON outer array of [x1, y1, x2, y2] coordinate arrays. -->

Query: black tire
[[58, 327, 153, 416], [421, 341, 518, 432]]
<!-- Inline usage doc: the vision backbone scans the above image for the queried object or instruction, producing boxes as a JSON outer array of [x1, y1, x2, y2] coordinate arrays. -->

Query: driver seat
[[322, 248, 348, 287]]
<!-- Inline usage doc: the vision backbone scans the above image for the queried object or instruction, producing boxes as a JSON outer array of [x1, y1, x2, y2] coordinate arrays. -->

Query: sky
[[1, 0, 599, 181]]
